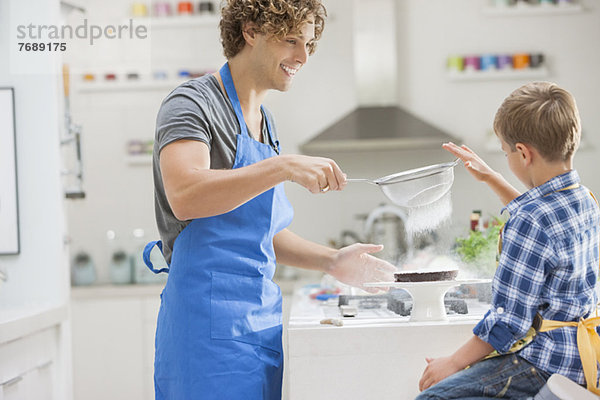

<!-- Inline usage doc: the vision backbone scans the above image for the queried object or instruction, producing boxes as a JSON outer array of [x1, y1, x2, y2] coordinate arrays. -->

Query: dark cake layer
[[394, 270, 458, 283]]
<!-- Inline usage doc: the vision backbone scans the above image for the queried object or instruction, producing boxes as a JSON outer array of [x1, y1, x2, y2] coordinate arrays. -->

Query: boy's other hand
[[418, 356, 462, 392], [443, 142, 497, 183]]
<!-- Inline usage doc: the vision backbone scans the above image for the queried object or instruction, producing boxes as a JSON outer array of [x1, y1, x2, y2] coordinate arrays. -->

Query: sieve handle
[[347, 178, 377, 185]]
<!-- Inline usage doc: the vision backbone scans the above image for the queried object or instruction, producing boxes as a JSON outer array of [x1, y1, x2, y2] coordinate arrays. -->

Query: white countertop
[[71, 283, 165, 299], [0, 303, 68, 345], [288, 284, 489, 330], [70, 277, 300, 300]]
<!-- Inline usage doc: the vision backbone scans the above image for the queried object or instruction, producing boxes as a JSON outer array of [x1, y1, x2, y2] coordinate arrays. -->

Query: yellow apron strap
[[555, 183, 580, 192], [540, 317, 600, 395], [588, 190, 600, 318], [494, 184, 600, 392], [497, 184, 581, 264], [537, 187, 600, 394]]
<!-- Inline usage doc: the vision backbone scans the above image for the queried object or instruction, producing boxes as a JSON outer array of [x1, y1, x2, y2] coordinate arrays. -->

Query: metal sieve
[[348, 159, 460, 208]]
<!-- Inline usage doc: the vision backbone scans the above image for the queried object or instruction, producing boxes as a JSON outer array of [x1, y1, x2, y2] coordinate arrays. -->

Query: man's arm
[[160, 140, 346, 220], [419, 335, 494, 391], [273, 229, 396, 293]]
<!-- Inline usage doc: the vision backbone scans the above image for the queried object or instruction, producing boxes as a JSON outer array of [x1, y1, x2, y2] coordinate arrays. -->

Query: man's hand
[[327, 243, 396, 293], [418, 356, 462, 392], [279, 154, 347, 194]]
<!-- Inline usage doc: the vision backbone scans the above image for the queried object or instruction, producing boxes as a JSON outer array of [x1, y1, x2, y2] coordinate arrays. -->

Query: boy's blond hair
[[493, 81, 581, 162], [219, 0, 327, 60]]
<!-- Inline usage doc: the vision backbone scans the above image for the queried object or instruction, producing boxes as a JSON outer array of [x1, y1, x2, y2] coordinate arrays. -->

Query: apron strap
[[497, 183, 585, 264], [524, 187, 600, 394], [143, 240, 170, 274], [261, 108, 280, 153], [220, 62, 248, 138], [493, 185, 600, 394], [219, 63, 279, 153], [539, 317, 600, 395]]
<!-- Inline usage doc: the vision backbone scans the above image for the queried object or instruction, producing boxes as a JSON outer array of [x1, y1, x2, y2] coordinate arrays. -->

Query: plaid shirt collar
[[502, 170, 580, 216]]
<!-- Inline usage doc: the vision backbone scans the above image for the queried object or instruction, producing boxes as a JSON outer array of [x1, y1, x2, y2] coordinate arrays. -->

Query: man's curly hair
[[219, 0, 327, 59]]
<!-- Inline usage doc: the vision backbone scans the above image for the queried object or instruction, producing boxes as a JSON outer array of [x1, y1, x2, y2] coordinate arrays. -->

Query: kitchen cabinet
[[0, 328, 56, 399], [71, 284, 162, 400], [0, 306, 68, 400]]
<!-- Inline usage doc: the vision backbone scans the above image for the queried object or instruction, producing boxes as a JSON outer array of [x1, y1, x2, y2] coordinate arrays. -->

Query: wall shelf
[[482, 3, 583, 17], [60, 0, 85, 13], [75, 80, 186, 93], [132, 15, 220, 29], [126, 155, 152, 165], [447, 66, 549, 81]]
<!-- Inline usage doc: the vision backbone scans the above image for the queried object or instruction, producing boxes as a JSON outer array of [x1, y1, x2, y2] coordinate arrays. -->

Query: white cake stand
[[364, 279, 491, 322]]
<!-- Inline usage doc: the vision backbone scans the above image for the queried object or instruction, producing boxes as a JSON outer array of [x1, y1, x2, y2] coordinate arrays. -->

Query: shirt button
[[513, 359, 519, 365], [497, 307, 504, 314]]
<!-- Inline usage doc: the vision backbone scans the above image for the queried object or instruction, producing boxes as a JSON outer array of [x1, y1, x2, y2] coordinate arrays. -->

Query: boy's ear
[[242, 23, 259, 47], [515, 143, 533, 166]]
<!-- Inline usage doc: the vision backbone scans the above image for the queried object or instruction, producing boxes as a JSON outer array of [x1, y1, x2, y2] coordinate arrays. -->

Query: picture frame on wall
[[0, 88, 20, 254]]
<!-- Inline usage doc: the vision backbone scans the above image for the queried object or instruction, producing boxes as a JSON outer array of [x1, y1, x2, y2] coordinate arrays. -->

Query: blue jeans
[[415, 354, 551, 400]]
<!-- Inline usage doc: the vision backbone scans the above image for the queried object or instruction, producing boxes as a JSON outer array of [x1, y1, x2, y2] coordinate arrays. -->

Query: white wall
[[393, 0, 600, 231], [64, 0, 226, 282], [65, 0, 600, 279], [284, 0, 600, 255], [65, 0, 358, 281], [0, 0, 69, 309]]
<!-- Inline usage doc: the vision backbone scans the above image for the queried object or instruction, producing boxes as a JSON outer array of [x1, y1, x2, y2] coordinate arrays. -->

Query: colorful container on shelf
[[463, 55, 480, 71], [198, 1, 214, 14], [480, 54, 498, 71], [447, 52, 545, 75], [497, 54, 513, 70], [447, 55, 464, 72], [133, 1, 216, 17], [512, 53, 530, 69], [177, 1, 193, 15], [154, 2, 172, 17], [131, 2, 148, 17], [530, 53, 544, 67], [80, 67, 218, 85], [492, 0, 576, 8]]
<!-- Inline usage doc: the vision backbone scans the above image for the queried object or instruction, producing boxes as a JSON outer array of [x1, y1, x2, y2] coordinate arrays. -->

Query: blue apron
[[143, 62, 294, 400]]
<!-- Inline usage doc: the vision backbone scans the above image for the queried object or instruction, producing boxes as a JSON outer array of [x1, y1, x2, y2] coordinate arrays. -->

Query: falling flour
[[405, 190, 452, 237]]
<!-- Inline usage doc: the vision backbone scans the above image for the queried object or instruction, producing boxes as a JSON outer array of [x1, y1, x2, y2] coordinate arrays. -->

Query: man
[[144, 1, 396, 399]]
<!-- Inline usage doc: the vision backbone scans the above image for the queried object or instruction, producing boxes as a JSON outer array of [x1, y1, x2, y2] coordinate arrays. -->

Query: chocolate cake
[[394, 269, 458, 283]]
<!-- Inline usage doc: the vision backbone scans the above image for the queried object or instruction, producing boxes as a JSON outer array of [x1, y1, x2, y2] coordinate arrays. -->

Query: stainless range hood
[[300, 106, 458, 153], [300, 0, 458, 154]]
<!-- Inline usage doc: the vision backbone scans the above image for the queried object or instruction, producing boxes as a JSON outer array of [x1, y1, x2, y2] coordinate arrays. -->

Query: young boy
[[417, 81, 600, 399]]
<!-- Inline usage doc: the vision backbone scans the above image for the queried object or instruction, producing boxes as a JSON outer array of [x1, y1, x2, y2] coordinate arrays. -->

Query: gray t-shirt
[[152, 74, 279, 264]]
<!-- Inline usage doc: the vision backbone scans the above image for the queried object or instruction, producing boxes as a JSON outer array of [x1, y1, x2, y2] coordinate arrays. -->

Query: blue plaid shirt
[[473, 170, 600, 384]]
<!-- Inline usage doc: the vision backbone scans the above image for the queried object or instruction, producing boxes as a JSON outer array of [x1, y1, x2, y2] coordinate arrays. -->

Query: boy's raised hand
[[443, 142, 520, 206], [442, 142, 496, 183]]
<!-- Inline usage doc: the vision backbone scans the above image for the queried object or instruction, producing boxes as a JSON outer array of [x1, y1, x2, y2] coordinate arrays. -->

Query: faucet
[[363, 204, 413, 266]]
